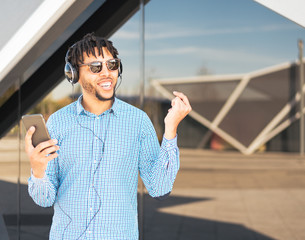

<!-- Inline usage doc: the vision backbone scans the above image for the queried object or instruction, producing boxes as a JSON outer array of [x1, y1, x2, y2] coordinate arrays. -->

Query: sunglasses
[[79, 58, 121, 74]]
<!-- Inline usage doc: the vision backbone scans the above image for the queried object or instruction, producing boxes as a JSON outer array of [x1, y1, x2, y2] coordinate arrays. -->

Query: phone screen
[[22, 114, 51, 147]]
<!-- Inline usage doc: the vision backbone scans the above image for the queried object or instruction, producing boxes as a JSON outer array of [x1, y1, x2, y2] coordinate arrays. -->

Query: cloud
[[112, 22, 298, 41], [116, 44, 286, 68], [146, 46, 285, 68], [112, 30, 139, 40]]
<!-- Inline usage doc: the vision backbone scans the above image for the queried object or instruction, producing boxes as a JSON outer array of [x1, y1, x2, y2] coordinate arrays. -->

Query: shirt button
[[95, 136, 98, 140], [88, 230, 92, 234], [90, 207, 93, 211]]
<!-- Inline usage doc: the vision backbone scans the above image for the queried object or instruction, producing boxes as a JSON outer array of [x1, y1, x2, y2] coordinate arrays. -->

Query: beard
[[82, 79, 116, 102], [95, 90, 115, 101]]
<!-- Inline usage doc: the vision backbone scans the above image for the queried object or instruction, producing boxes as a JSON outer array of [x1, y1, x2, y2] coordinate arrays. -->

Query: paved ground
[[144, 149, 305, 240], [1, 137, 305, 239]]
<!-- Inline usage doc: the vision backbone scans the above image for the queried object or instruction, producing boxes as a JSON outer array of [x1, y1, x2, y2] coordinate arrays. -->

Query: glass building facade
[[0, 0, 304, 239]]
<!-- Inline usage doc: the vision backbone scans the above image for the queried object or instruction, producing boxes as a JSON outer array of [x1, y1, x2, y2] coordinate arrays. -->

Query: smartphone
[[22, 114, 51, 147]]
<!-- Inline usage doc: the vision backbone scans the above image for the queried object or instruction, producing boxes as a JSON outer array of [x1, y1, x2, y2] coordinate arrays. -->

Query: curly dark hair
[[67, 32, 119, 72]]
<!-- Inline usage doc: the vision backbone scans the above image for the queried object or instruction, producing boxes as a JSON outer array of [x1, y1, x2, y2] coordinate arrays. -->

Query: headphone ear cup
[[119, 63, 123, 77], [64, 62, 78, 84]]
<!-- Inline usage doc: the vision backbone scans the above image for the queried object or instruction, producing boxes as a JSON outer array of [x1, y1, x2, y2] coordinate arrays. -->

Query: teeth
[[100, 82, 111, 88]]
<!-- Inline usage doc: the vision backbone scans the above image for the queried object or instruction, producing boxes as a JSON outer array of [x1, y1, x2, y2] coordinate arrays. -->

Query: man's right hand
[[25, 126, 59, 178]]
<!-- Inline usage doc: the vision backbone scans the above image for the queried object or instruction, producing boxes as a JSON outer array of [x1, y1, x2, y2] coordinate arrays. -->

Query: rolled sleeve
[[161, 134, 178, 151], [29, 170, 48, 183], [28, 170, 56, 207]]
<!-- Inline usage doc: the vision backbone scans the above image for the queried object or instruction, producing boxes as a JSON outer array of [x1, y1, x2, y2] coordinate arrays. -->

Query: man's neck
[[81, 95, 113, 116]]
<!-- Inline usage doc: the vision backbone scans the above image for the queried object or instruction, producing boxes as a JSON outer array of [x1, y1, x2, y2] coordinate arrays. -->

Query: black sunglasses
[[79, 59, 121, 73]]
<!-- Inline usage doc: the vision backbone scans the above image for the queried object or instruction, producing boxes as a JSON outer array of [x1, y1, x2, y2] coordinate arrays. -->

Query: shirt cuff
[[162, 134, 178, 151], [29, 169, 48, 183]]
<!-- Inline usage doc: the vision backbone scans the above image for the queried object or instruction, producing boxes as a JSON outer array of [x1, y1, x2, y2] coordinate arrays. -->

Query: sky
[[55, 0, 305, 98]]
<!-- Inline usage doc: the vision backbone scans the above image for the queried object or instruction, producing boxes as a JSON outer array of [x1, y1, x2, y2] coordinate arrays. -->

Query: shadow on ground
[[0, 180, 275, 240], [143, 194, 276, 240]]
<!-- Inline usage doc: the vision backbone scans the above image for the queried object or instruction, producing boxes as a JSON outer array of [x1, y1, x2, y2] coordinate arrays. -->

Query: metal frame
[[152, 59, 305, 155]]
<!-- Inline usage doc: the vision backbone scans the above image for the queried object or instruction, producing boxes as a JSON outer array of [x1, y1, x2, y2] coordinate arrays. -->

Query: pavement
[[144, 149, 305, 240], [1, 137, 305, 240]]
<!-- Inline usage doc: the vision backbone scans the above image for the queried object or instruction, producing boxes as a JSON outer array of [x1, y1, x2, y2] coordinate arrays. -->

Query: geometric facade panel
[[152, 60, 305, 154], [161, 80, 240, 122]]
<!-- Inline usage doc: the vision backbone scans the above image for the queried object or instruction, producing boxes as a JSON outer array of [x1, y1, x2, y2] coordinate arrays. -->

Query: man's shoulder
[[115, 98, 152, 126], [116, 98, 145, 115], [47, 101, 76, 124]]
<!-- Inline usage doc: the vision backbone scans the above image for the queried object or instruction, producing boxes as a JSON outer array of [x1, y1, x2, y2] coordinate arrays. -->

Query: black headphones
[[64, 45, 123, 84]]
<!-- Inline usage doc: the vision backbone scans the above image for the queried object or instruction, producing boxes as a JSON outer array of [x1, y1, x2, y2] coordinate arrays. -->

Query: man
[[25, 33, 191, 239]]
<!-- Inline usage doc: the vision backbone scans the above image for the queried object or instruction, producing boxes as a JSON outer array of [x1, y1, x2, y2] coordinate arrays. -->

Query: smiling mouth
[[98, 81, 112, 90], [100, 82, 111, 88]]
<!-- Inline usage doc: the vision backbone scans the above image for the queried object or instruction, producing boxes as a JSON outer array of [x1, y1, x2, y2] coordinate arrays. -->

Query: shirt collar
[[76, 95, 119, 117]]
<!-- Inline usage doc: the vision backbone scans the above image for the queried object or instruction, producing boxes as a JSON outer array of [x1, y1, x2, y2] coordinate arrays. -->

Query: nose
[[99, 62, 110, 76]]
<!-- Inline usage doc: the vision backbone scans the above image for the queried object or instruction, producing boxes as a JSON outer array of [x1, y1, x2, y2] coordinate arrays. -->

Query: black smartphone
[[22, 114, 51, 147]]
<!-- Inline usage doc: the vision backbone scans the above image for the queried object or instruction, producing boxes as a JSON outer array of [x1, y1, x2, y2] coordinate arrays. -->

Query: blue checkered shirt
[[28, 96, 180, 240]]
